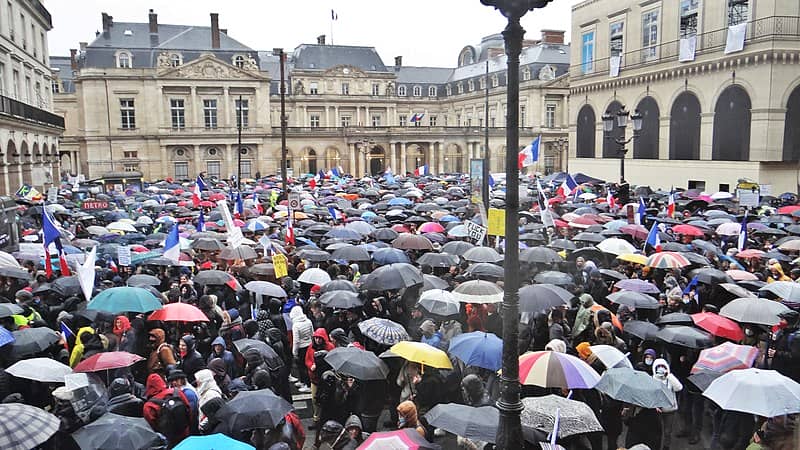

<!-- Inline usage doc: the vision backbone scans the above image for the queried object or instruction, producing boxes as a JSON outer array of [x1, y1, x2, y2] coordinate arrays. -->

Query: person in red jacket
[[142, 373, 191, 447], [305, 327, 335, 428]]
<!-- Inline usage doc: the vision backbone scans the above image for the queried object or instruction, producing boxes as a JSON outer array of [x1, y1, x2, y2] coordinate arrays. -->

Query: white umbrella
[[452, 280, 503, 304], [6, 358, 72, 383], [703, 368, 800, 417], [589, 345, 633, 369], [578, 192, 597, 200], [106, 221, 138, 233], [136, 216, 153, 225], [87, 225, 109, 236], [298, 267, 332, 285], [244, 281, 287, 298], [597, 238, 637, 256], [418, 289, 460, 316], [447, 225, 469, 238], [45, 204, 67, 214], [710, 192, 734, 200], [720, 297, 790, 326], [0, 251, 21, 268]]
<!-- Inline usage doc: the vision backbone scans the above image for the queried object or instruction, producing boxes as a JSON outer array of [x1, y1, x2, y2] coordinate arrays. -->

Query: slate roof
[[292, 44, 388, 72], [50, 56, 76, 93], [88, 22, 252, 51], [395, 67, 453, 84]]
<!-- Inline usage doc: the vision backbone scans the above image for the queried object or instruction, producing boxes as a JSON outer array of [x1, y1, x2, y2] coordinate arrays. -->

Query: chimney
[[220, 28, 227, 35], [79, 42, 87, 52], [394, 56, 402, 68], [210, 13, 220, 49], [541, 29, 565, 45], [101, 12, 113, 38], [317, 35, 326, 45], [148, 9, 158, 33], [69, 49, 78, 70]]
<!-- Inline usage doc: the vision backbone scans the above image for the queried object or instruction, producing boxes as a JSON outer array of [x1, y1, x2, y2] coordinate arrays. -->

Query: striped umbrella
[[518, 351, 601, 389], [646, 251, 691, 269], [358, 317, 409, 345], [691, 342, 758, 374]]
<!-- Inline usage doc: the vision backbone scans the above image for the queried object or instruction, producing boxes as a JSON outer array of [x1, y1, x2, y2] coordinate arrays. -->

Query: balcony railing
[[571, 15, 800, 79], [0, 95, 64, 129]]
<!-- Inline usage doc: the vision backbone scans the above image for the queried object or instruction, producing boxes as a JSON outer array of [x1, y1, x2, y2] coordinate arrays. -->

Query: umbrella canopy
[[11, 327, 61, 357], [320, 279, 358, 294], [0, 303, 23, 318], [126, 274, 161, 287], [440, 241, 475, 256], [462, 246, 503, 263], [232, 339, 284, 371], [6, 357, 71, 383], [452, 280, 503, 304], [244, 281, 287, 298], [416, 252, 459, 268], [607, 291, 660, 310], [87, 287, 163, 314], [687, 370, 724, 391], [358, 428, 441, 450], [448, 332, 503, 371], [425, 403, 499, 444], [389, 341, 453, 369], [691, 342, 758, 374], [597, 238, 637, 256], [148, 303, 208, 322], [720, 297, 790, 326], [72, 413, 162, 450], [217, 389, 293, 431], [655, 325, 713, 348], [615, 253, 648, 265], [372, 247, 411, 265], [190, 238, 225, 251], [703, 368, 800, 417], [331, 245, 372, 262], [518, 351, 601, 389], [646, 251, 691, 269], [73, 351, 145, 373], [655, 312, 695, 326], [417, 289, 460, 317], [533, 271, 574, 286], [297, 268, 332, 285], [219, 245, 258, 261], [595, 367, 676, 409], [588, 344, 633, 369], [50, 276, 83, 296], [193, 269, 236, 286], [174, 434, 255, 450], [520, 395, 603, 439], [519, 284, 573, 313], [421, 274, 448, 292], [760, 281, 800, 301], [0, 403, 60, 450], [623, 320, 659, 340], [464, 263, 505, 279], [361, 263, 422, 291], [324, 347, 389, 380], [392, 234, 434, 250], [691, 312, 744, 341], [614, 278, 660, 294], [358, 318, 410, 345], [318, 290, 363, 309], [520, 246, 563, 264]]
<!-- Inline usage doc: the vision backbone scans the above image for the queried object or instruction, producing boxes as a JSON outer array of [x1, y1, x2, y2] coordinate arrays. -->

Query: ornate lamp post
[[479, 1, 552, 449], [273, 48, 288, 197], [602, 106, 643, 184]]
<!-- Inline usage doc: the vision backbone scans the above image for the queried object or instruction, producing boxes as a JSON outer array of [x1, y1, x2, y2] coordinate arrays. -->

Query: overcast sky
[[45, 0, 578, 67]]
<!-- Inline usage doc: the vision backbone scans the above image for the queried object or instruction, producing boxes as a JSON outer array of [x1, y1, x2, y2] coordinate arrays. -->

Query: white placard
[[288, 193, 301, 210], [217, 200, 244, 249], [737, 189, 760, 208], [465, 220, 487, 245], [759, 184, 772, 196], [47, 187, 58, 203], [117, 246, 131, 266]]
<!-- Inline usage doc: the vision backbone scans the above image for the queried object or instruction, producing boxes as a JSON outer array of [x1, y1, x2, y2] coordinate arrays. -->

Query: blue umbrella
[[0, 326, 15, 347], [438, 215, 461, 223], [87, 287, 163, 314], [174, 434, 254, 450], [448, 331, 503, 371], [295, 237, 318, 248], [388, 197, 412, 206], [244, 220, 268, 232], [361, 211, 378, 221], [372, 247, 410, 265]]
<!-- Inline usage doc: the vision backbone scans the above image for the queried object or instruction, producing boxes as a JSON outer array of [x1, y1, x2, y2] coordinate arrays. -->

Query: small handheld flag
[[192, 175, 206, 207], [414, 164, 429, 177], [163, 225, 181, 263], [197, 213, 205, 232], [636, 197, 647, 226], [645, 221, 661, 252], [518, 135, 541, 168], [556, 174, 577, 198], [738, 213, 747, 251]]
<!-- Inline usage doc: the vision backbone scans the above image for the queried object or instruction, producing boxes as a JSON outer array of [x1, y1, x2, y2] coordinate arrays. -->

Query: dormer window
[[398, 85, 407, 97], [412, 86, 422, 97], [428, 86, 437, 97], [491, 75, 499, 87], [116, 50, 132, 68], [468, 80, 475, 92], [233, 55, 245, 69], [446, 85, 452, 96], [170, 53, 182, 67]]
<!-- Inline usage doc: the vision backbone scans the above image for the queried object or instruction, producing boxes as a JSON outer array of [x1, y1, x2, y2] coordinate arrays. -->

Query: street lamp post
[[479, 1, 552, 449], [602, 106, 643, 184], [273, 48, 288, 198], [553, 136, 568, 173], [236, 94, 243, 191]]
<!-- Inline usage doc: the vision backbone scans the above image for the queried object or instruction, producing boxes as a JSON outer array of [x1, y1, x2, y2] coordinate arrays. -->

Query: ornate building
[[568, 0, 800, 193], [52, 10, 569, 181], [0, 0, 62, 195]]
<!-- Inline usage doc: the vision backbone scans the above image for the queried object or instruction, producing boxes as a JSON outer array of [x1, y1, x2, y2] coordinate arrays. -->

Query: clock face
[[342, 67, 350, 74]]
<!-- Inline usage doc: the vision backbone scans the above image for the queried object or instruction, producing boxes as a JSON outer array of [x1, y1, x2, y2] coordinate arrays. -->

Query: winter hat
[[544, 339, 567, 353], [575, 341, 592, 359], [643, 349, 657, 358]]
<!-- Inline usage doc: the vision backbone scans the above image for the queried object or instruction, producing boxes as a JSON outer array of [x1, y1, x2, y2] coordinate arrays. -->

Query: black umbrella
[[324, 347, 389, 380], [318, 291, 364, 309], [655, 325, 713, 348], [681, 252, 711, 266], [440, 241, 476, 256], [50, 276, 83, 297], [687, 369, 724, 391], [361, 263, 422, 291], [0, 303, 23, 318], [690, 268, 733, 284], [296, 249, 331, 262], [372, 228, 399, 242], [549, 239, 576, 251], [417, 252, 459, 268], [519, 284, 572, 313], [656, 312, 695, 326], [126, 274, 161, 287], [462, 246, 503, 263], [219, 246, 258, 261], [232, 339, 284, 371], [623, 320, 659, 340], [425, 403, 499, 444], [72, 413, 162, 450], [464, 263, 504, 279], [217, 390, 293, 431], [11, 327, 61, 357], [421, 274, 449, 292], [520, 247, 562, 264], [320, 279, 358, 294], [193, 270, 233, 285], [533, 271, 574, 286], [573, 232, 605, 244], [190, 238, 225, 251], [0, 267, 29, 280], [598, 269, 628, 281], [607, 291, 660, 310], [248, 263, 275, 277], [566, 247, 605, 263]]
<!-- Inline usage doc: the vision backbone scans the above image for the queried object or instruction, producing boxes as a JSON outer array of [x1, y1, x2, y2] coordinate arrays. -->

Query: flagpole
[[482, 59, 490, 212]]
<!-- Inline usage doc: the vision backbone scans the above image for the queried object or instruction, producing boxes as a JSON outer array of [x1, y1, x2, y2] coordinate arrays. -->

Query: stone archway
[[368, 146, 385, 176], [445, 143, 464, 173], [300, 147, 318, 175], [405, 144, 424, 173], [325, 147, 343, 173]]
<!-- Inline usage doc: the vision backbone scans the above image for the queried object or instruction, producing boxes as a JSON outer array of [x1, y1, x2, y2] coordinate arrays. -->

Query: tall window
[[428, 86, 437, 97], [310, 115, 320, 128], [30, 24, 35, 57], [0, 63, 6, 96], [117, 52, 131, 68], [520, 106, 526, 127], [491, 75, 499, 87], [680, 0, 699, 37], [371, 115, 381, 127], [642, 10, 659, 61], [12, 69, 18, 99], [240, 160, 252, 178], [610, 22, 624, 56], [429, 115, 437, 127], [203, 99, 217, 129], [446, 85, 452, 96], [545, 104, 556, 128], [235, 99, 249, 128], [468, 80, 475, 91], [398, 86, 406, 96], [207, 160, 221, 178], [413, 86, 422, 97], [581, 31, 595, 74], [728, 0, 748, 26], [24, 76, 30, 103], [309, 82, 319, 95], [174, 161, 188, 178], [522, 68, 531, 81], [6, 1, 12, 41], [19, 13, 24, 49], [50, 78, 59, 94], [372, 83, 380, 96], [340, 115, 351, 127], [341, 82, 349, 95], [170, 99, 185, 129], [120, 99, 135, 129], [399, 115, 407, 126]]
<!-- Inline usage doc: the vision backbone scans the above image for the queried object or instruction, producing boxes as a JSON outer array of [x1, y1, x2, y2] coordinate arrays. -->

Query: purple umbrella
[[614, 279, 661, 294]]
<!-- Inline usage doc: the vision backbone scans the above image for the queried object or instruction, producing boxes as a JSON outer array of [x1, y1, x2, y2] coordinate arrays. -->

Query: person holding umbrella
[[768, 310, 800, 382], [652, 358, 683, 450]]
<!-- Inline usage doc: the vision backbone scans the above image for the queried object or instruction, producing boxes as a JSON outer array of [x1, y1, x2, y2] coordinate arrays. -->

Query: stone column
[[438, 142, 445, 174], [349, 143, 357, 176], [388, 141, 396, 173], [400, 142, 408, 175], [224, 144, 234, 180], [700, 112, 714, 160], [222, 87, 230, 128]]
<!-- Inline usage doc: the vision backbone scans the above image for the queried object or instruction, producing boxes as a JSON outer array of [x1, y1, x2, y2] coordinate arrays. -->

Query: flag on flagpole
[[645, 221, 662, 252], [518, 135, 541, 168], [235, 192, 244, 218], [107, 256, 118, 274], [550, 408, 560, 446], [331, 9, 338, 20], [77, 246, 97, 302], [537, 178, 555, 229], [42, 209, 70, 278], [59, 321, 74, 351], [385, 167, 395, 184], [327, 206, 340, 223], [556, 174, 577, 198], [192, 175, 206, 207], [636, 197, 647, 226], [331, 166, 341, 179], [414, 164, 429, 177], [197, 212, 205, 232], [163, 225, 181, 263], [667, 190, 675, 217], [606, 190, 616, 210], [738, 212, 748, 251], [286, 211, 296, 245]]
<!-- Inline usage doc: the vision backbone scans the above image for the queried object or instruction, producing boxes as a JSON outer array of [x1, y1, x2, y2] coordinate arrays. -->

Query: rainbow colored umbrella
[[518, 351, 600, 389], [691, 342, 758, 374]]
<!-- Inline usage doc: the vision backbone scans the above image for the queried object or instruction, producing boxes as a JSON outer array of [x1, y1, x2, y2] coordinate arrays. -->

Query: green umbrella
[[87, 287, 163, 314]]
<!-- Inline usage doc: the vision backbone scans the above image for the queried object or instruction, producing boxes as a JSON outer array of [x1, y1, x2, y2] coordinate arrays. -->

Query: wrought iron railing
[[0, 95, 64, 128]]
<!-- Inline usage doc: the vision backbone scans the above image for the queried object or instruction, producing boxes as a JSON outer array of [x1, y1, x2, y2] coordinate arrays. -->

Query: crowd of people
[[0, 171, 798, 450]]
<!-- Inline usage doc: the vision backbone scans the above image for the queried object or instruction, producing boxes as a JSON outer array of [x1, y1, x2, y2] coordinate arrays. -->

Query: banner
[[487, 208, 506, 237], [679, 35, 697, 62], [217, 200, 244, 248], [465, 220, 487, 245], [469, 159, 485, 207], [725, 23, 747, 54], [117, 246, 131, 266], [609, 55, 621, 77], [272, 253, 289, 278]]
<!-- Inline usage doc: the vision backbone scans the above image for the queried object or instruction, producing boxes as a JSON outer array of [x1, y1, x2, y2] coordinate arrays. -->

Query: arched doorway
[[634, 97, 659, 159], [325, 147, 342, 172], [712, 85, 751, 161], [783, 85, 800, 161], [368, 146, 385, 176], [669, 91, 701, 160], [445, 144, 464, 173], [405, 145, 424, 173], [602, 101, 624, 158], [301, 148, 317, 174], [576, 105, 596, 158]]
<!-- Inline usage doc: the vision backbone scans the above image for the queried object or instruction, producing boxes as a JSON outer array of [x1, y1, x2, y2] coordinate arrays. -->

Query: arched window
[[602, 101, 624, 158], [633, 96, 660, 159], [446, 85, 452, 96], [397, 85, 406, 97], [783, 86, 800, 161], [712, 85, 751, 161], [669, 91, 701, 160], [233, 55, 245, 69], [428, 86, 437, 97], [116, 51, 132, 68], [576, 105, 596, 158], [412, 86, 421, 97], [170, 53, 182, 67]]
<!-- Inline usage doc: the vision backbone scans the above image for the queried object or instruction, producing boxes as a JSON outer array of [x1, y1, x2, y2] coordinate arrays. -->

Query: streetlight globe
[[602, 112, 614, 133], [616, 106, 629, 128], [631, 109, 644, 132]]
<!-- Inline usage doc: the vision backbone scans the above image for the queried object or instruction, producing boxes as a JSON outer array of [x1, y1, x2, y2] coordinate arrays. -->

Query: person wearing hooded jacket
[[334, 415, 369, 450], [178, 335, 206, 383], [572, 293, 595, 343], [207, 336, 236, 378], [652, 358, 683, 450], [396, 400, 426, 438], [306, 327, 335, 428], [291, 305, 314, 392], [194, 368, 222, 431], [147, 328, 176, 375], [142, 373, 191, 446], [105, 377, 144, 417]]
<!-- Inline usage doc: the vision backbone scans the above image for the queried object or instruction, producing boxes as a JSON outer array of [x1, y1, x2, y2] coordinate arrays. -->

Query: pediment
[[158, 53, 264, 80], [323, 65, 367, 77], [542, 73, 570, 88]]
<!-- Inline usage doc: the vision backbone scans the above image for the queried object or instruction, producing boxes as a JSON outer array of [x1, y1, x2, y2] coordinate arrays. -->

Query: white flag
[[679, 35, 697, 62], [725, 23, 747, 54], [77, 246, 97, 302]]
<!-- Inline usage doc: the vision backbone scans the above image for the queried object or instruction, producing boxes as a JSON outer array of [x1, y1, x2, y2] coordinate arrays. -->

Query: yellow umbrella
[[616, 253, 647, 265], [389, 341, 453, 370]]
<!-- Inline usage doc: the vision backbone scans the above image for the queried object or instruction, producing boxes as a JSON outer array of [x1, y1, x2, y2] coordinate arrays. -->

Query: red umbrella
[[736, 249, 765, 259], [777, 205, 800, 215], [391, 224, 411, 233], [199, 200, 214, 208], [672, 224, 705, 237], [691, 312, 744, 341], [73, 351, 144, 373], [417, 222, 445, 234], [620, 224, 648, 240], [148, 302, 209, 322], [726, 270, 758, 281]]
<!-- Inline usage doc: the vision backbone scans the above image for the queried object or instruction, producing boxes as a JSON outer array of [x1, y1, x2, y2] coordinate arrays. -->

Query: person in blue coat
[[206, 336, 236, 378]]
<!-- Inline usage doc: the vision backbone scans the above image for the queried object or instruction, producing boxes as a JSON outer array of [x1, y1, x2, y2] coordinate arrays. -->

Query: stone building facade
[[52, 10, 569, 181], [568, 0, 800, 193]]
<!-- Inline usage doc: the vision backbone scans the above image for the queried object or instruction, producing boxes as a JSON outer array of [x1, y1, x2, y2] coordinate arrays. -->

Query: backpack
[[154, 389, 189, 435]]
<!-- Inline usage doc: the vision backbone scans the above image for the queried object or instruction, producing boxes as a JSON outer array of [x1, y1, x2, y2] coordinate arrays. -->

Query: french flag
[[518, 135, 541, 169], [666, 191, 675, 217], [327, 206, 341, 223], [60, 321, 74, 351], [645, 221, 662, 252], [42, 209, 70, 278], [192, 175, 206, 207], [197, 212, 205, 232], [285, 213, 296, 245], [163, 225, 181, 263], [414, 164, 429, 177], [235, 192, 244, 218], [738, 212, 748, 251], [556, 174, 577, 198], [606, 190, 616, 210], [409, 113, 425, 123], [636, 197, 647, 226]]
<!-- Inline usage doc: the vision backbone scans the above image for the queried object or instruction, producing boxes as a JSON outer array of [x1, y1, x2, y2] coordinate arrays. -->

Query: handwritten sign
[[117, 246, 131, 266], [272, 253, 288, 278], [487, 208, 506, 236], [217, 200, 244, 249], [465, 220, 487, 245]]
